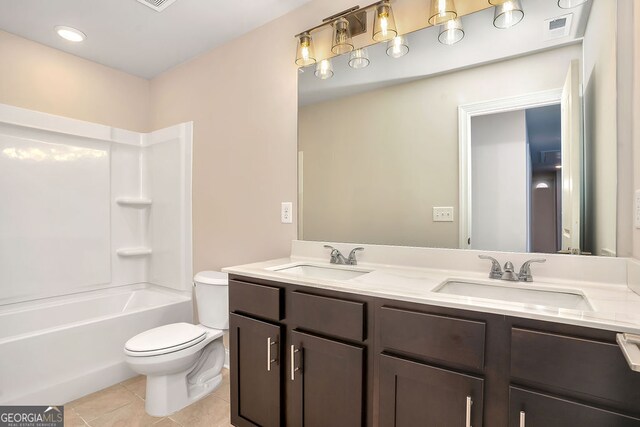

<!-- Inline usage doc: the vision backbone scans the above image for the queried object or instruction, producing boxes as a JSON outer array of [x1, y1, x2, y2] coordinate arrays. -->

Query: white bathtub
[[0, 284, 192, 405]]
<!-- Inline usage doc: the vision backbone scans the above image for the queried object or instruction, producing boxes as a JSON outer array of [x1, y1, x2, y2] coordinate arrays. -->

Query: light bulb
[[373, 1, 398, 42], [493, 0, 524, 29], [386, 35, 409, 58], [295, 33, 316, 66], [315, 59, 334, 80]]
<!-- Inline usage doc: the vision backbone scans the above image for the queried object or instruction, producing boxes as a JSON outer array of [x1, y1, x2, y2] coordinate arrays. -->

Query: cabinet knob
[[290, 345, 301, 381], [267, 337, 278, 372], [520, 410, 526, 427], [465, 396, 473, 427]]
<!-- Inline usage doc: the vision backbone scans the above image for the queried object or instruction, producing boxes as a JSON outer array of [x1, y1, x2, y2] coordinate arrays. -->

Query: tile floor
[[64, 369, 231, 427]]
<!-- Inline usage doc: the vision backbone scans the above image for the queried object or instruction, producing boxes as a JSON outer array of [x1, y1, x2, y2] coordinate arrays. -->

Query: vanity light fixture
[[315, 59, 334, 79], [487, 0, 509, 4], [373, 1, 398, 42], [557, 0, 588, 8], [438, 17, 464, 45], [349, 48, 371, 69], [55, 25, 86, 42], [295, 33, 316, 66], [386, 35, 409, 58], [331, 17, 355, 54], [493, 0, 524, 29], [429, 0, 458, 26]]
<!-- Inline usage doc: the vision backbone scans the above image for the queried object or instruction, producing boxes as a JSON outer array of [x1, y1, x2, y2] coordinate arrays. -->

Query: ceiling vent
[[543, 14, 573, 41], [540, 150, 561, 164], [136, 0, 178, 12]]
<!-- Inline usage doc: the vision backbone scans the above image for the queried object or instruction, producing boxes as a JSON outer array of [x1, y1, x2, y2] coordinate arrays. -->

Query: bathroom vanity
[[224, 243, 640, 427]]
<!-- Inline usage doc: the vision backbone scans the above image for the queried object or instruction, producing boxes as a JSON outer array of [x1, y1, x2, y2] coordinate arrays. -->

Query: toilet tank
[[193, 271, 229, 329]]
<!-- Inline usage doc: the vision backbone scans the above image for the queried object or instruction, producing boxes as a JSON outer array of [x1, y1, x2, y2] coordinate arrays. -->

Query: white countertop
[[223, 255, 640, 335]]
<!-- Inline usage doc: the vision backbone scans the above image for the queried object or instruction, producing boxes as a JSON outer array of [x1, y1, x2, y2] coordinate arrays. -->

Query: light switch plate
[[433, 207, 454, 222], [635, 190, 640, 229], [281, 202, 293, 224]]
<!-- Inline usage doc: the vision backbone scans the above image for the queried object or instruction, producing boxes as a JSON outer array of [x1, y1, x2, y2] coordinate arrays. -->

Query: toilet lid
[[194, 271, 228, 286], [125, 323, 207, 356]]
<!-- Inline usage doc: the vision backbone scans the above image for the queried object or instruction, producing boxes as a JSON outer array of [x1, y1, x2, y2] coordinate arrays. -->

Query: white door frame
[[458, 88, 563, 249]]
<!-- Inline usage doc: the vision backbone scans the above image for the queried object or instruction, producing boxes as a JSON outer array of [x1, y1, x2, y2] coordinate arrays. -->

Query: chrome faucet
[[479, 255, 547, 282], [324, 245, 364, 265], [518, 258, 546, 282], [502, 261, 518, 282]]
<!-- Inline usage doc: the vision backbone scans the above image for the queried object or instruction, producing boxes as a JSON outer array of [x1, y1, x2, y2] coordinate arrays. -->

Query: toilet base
[[145, 371, 223, 417]]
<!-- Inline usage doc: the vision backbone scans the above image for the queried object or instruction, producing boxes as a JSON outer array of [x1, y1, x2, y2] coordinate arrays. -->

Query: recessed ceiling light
[[55, 26, 86, 42]]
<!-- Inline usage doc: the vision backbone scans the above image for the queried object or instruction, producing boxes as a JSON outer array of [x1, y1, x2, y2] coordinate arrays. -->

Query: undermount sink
[[273, 264, 371, 281], [434, 280, 593, 311]]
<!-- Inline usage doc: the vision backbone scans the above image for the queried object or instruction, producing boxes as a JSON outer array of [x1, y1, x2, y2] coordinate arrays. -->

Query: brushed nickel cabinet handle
[[465, 396, 473, 427], [267, 337, 277, 371], [290, 344, 301, 380], [520, 410, 526, 427]]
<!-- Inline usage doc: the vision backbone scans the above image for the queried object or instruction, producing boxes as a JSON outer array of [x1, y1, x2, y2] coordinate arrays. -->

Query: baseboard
[[6, 362, 135, 406]]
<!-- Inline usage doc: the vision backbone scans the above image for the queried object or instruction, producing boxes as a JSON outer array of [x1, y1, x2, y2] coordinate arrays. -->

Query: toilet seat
[[125, 323, 207, 357]]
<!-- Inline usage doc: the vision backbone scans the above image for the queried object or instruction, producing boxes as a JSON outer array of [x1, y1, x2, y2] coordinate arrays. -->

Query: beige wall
[[299, 45, 581, 248], [0, 30, 150, 132], [148, 0, 344, 272]]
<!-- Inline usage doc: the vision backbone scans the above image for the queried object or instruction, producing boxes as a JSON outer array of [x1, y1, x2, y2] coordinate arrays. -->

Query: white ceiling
[[0, 0, 311, 79], [299, 0, 592, 105]]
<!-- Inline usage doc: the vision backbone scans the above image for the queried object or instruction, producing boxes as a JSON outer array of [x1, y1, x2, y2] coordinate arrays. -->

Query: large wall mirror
[[298, 0, 618, 256]]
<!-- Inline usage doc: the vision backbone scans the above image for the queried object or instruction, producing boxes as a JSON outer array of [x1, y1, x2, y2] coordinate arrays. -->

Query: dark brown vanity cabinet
[[290, 330, 365, 427], [379, 354, 484, 427], [508, 326, 640, 427], [229, 313, 282, 427], [229, 275, 640, 427], [377, 305, 488, 427], [508, 387, 640, 427], [229, 277, 370, 427]]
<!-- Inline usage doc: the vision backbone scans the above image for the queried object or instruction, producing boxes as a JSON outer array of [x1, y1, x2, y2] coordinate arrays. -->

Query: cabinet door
[[509, 387, 640, 427], [230, 313, 282, 427], [379, 354, 484, 427], [290, 330, 365, 427]]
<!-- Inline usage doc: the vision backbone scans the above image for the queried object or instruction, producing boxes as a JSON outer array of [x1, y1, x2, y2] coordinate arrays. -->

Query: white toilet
[[124, 271, 229, 417]]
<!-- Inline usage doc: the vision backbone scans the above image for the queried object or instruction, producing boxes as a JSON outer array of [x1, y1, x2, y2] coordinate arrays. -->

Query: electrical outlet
[[433, 207, 454, 222], [635, 190, 640, 229], [281, 202, 293, 224]]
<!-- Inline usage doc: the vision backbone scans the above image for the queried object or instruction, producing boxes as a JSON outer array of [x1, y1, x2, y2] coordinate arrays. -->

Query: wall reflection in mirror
[[298, 0, 618, 256]]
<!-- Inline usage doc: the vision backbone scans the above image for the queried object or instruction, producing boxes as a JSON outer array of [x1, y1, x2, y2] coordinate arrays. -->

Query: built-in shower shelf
[[116, 247, 152, 257], [116, 197, 152, 207]]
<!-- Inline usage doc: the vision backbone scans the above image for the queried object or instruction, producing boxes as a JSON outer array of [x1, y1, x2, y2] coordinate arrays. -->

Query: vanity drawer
[[510, 328, 640, 413], [378, 306, 486, 371], [290, 291, 365, 342], [229, 279, 283, 321]]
